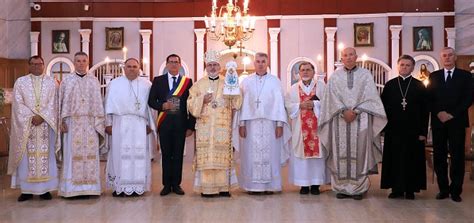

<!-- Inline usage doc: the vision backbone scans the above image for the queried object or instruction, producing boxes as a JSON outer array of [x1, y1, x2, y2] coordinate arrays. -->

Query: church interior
[[1, 0, 474, 222]]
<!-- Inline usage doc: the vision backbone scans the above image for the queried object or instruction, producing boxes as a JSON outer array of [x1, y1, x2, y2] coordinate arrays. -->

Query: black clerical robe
[[380, 76, 429, 193]]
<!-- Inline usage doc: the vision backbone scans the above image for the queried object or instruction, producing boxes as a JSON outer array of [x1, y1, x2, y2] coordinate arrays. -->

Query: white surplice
[[232, 73, 291, 192], [285, 79, 330, 186], [105, 76, 156, 195]]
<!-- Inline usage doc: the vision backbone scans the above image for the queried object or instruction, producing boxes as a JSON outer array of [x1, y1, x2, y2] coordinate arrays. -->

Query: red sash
[[156, 77, 191, 128], [299, 86, 320, 157]]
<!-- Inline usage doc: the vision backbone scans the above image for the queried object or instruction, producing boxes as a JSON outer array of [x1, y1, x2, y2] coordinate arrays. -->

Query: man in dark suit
[[148, 54, 195, 196], [428, 47, 472, 202]]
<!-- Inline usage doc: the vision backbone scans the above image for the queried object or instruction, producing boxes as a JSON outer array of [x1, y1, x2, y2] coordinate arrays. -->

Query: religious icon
[[354, 23, 374, 47], [418, 63, 431, 81], [52, 30, 70, 54], [106, 27, 124, 50], [223, 61, 240, 95], [413, 27, 433, 51]]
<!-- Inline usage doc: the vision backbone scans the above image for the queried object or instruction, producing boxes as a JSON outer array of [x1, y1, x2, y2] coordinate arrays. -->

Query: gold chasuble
[[8, 74, 58, 183], [187, 75, 242, 194]]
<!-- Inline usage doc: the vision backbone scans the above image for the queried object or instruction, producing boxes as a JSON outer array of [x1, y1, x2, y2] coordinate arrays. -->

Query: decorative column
[[445, 28, 456, 49], [139, 29, 152, 76], [390, 25, 403, 79], [78, 29, 91, 56], [30, 31, 40, 56], [194, 29, 206, 80], [324, 27, 337, 79], [268, 28, 281, 76]]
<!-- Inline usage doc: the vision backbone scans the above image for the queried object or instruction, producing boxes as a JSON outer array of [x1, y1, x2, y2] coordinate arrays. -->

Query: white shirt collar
[[399, 74, 412, 80], [168, 72, 179, 79]]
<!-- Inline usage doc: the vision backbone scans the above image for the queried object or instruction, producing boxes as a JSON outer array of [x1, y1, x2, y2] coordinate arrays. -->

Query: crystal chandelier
[[204, 0, 256, 48]]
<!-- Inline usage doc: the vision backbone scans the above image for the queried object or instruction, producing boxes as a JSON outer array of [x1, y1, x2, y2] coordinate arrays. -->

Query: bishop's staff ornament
[[223, 61, 240, 95]]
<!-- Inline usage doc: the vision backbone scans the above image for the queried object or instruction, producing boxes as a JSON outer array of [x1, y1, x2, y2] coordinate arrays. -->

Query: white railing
[[356, 58, 391, 94]]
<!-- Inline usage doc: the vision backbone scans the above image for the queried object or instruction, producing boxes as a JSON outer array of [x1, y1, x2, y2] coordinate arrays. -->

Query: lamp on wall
[[204, 0, 256, 49]]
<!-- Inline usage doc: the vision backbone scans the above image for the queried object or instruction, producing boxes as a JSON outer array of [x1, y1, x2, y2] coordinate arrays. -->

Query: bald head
[[341, 47, 358, 69]]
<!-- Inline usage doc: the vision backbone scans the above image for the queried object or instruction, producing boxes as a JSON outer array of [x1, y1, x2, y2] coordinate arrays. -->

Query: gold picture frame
[[354, 23, 374, 47], [105, 27, 124, 50]]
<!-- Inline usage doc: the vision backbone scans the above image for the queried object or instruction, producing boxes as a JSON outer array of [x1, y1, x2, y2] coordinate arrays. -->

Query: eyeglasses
[[126, 65, 139, 68], [167, 61, 180, 64], [29, 63, 44, 66]]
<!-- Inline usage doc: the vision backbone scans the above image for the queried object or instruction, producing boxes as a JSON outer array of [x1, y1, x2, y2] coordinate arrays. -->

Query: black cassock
[[380, 76, 429, 193]]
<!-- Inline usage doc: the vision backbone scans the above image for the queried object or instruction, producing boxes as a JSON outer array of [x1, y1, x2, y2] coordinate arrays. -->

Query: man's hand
[[203, 93, 213, 105], [419, 135, 427, 142], [31, 115, 44, 126], [60, 121, 68, 133], [437, 111, 453, 123], [146, 125, 152, 134], [275, 126, 283, 138], [299, 100, 314, 110], [343, 109, 357, 123], [162, 102, 175, 111], [239, 126, 247, 138], [105, 126, 112, 135], [186, 129, 194, 137]]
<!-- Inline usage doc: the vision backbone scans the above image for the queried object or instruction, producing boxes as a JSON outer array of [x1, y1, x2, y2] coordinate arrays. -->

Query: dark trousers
[[158, 125, 186, 187], [432, 124, 465, 196]]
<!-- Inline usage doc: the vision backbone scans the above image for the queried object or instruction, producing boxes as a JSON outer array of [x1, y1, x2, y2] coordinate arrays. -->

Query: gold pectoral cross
[[401, 98, 407, 111]]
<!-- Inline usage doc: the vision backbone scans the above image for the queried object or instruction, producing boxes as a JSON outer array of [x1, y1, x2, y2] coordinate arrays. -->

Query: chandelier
[[204, 0, 256, 48]]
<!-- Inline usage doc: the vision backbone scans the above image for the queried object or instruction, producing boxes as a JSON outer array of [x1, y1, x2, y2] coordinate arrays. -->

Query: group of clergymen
[[7, 46, 471, 203]]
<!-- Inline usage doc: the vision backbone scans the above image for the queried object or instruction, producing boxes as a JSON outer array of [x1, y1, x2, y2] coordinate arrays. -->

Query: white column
[[30, 31, 40, 56], [78, 29, 92, 56], [194, 28, 206, 80], [139, 29, 152, 76], [268, 28, 281, 76], [325, 27, 337, 79], [390, 25, 403, 79], [445, 28, 456, 49]]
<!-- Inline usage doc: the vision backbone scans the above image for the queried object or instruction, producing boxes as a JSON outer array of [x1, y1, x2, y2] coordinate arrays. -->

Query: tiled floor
[[1, 158, 473, 223]]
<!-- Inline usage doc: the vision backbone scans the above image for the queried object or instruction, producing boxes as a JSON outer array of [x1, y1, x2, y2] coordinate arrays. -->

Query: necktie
[[446, 70, 452, 83], [172, 76, 178, 89]]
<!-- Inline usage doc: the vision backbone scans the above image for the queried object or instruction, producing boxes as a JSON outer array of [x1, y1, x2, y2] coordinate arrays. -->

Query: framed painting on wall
[[413, 26, 433, 51], [354, 23, 374, 47], [106, 27, 124, 50], [52, 30, 70, 54]]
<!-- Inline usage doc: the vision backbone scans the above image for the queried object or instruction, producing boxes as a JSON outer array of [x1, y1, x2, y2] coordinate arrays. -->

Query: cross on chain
[[255, 99, 262, 109], [401, 98, 407, 111]]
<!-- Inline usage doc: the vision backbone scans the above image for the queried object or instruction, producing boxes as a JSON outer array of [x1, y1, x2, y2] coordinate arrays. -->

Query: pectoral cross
[[255, 98, 262, 108], [135, 101, 141, 110], [401, 98, 407, 111]]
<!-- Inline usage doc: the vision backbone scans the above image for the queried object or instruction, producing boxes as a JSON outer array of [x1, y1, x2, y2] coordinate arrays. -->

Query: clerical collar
[[343, 66, 358, 72], [256, 72, 267, 77], [399, 75, 412, 80], [76, 72, 87, 78], [208, 76, 219, 81]]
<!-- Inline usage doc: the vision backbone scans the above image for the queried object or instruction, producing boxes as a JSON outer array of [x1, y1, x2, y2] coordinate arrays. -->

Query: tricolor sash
[[299, 86, 320, 158], [156, 76, 191, 128]]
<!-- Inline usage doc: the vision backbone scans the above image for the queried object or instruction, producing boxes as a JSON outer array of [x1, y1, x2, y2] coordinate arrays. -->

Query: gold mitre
[[205, 50, 221, 64]]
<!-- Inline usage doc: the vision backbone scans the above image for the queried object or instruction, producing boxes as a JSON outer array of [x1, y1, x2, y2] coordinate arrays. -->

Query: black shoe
[[172, 185, 185, 195], [219, 192, 231, 197], [201, 193, 217, 198], [388, 192, 403, 199], [336, 193, 351, 199], [299, 186, 310, 195], [451, 195, 462, 202], [17, 194, 33, 202], [436, 192, 449, 200], [310, 185, 320, 195], [263, 191, 274, 195], [352, 194, 363, 200], [39, 192, 52, 200], [247, 191, 263, 195], [405, 192, 415, 200], [160, 186, 172, 196]]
